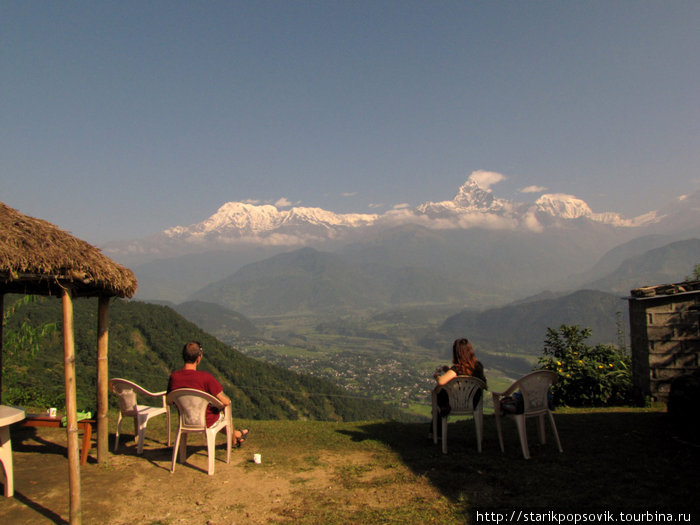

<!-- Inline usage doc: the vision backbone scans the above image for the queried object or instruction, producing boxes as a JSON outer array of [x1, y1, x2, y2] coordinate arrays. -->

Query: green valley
[[1, 296, 414, 422]]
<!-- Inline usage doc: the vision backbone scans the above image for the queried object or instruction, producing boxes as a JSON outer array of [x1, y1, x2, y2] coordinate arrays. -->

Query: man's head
[[182, 341, 203, 364]]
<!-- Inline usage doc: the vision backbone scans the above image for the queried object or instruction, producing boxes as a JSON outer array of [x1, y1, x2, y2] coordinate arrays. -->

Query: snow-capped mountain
[[164, 202, 378, 243], [168, 176, 658, 241], [534, 193, 593, 219], [534, 193, 658, 226], [416, 177, 658, 229], [105, 172, 691, 265], [453, 176, 509, 211], [165, 203, 282, 237], [103, 172, 700, 305], [416, 177, 515, 219]]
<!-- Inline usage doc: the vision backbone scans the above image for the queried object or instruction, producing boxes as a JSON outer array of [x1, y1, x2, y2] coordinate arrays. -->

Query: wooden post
[[0, 294, 4, 404], [96, 296, 110, 463], [62, 290, 81, 525]]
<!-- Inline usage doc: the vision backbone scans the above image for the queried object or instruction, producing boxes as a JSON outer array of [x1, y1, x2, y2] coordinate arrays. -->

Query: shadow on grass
[[11, 426, 72, 460], [110, 430, 238, 475], [10, 491, 68, 525], [338, 410, 700, 515], [12, 427, 175, 467]]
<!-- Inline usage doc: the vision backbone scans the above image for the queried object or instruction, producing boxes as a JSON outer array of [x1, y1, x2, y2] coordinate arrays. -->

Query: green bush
[[537, 325, 632, 406]]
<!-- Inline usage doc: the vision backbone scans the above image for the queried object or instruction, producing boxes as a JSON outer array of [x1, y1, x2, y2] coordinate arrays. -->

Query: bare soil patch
[[0, 423, 446, 524]]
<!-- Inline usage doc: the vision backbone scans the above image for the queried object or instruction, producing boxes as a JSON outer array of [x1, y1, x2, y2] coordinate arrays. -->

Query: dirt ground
[[0, 422, 446, 524]]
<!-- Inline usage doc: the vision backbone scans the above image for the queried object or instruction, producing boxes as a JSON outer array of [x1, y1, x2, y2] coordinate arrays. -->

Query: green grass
[[112, 405, 699, 523]]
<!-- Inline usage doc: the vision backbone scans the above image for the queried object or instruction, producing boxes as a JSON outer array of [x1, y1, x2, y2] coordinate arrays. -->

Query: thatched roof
[[0, 202, 137, 298]]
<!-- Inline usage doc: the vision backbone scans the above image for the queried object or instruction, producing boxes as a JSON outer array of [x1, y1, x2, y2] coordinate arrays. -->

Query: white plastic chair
[[492, 370, 563, 459], [166, 388, 232, 475], [110, 378, 171, 455], [432, 376, 486, 454]]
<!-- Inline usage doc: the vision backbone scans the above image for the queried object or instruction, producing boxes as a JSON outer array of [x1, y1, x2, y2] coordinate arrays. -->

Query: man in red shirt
[[168, 341, 248, 443]]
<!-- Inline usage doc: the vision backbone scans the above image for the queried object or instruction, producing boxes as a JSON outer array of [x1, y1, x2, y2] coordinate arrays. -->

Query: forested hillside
[[440, 289, 627, 354], [172, 300, 260, 339], [2, 296, 412, 421], [189, 246, 480, 316], [584, 238, 700, 293]]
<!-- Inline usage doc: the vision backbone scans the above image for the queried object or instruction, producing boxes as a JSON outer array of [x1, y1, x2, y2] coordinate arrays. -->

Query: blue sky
[[2, 1, 698, 244]]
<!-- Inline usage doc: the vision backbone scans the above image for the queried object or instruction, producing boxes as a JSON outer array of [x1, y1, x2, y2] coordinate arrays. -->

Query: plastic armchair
[[491, 370, 563, 459], [432, 376, 486, 454], [166, 388, 232, 476], [109, 378, 171, 455]]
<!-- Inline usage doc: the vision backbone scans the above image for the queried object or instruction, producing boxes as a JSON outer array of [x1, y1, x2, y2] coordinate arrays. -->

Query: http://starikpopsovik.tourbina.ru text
[[474, 510, 692, 524]]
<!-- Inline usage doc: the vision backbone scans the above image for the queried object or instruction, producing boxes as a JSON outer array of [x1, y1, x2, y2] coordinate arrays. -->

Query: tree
[[2, 295, 59, 405], [537, 324, 632, 406], [685, 263, 700, 282]]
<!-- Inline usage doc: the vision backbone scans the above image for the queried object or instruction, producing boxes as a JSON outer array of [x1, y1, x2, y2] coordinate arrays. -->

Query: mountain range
[[107, 173, 693, 265], [181, 236, 700, 320], [102, 174, 700, 307]]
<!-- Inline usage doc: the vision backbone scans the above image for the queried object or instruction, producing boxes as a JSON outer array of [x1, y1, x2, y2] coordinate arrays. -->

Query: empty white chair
[[492, 370, 563, 459], [432, 376, 486, 454], [167, 388, 232, 475], [110, 378, 171, 454]]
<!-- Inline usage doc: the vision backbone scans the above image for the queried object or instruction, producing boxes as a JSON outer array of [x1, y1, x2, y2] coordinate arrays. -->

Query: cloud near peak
[[274, 197, 294, 208], [468, 170, 506, 190], [520, 185, 548, 194]]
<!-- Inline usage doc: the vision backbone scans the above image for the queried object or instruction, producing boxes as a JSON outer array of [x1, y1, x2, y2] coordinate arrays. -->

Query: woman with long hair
[[434, 338, 486, 386], [431, 338, 486, 439]]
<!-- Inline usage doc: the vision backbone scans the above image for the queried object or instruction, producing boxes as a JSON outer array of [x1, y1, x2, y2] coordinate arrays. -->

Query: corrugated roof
[[629, 280, 700, 299]]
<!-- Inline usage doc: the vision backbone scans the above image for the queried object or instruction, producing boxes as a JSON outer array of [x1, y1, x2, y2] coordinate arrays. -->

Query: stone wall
[[628, 281, 700, 403]]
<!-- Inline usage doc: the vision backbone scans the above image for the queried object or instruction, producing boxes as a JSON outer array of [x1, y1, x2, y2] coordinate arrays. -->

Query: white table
[[0, 405, 26, 497]]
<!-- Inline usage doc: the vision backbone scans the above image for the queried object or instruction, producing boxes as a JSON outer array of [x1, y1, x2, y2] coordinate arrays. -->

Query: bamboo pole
[[96, 296, 109, 463], [62, 290, 81, 525]]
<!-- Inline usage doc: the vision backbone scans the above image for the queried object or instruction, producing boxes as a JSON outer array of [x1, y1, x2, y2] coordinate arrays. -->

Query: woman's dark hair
[[452, 338, 478, 376]]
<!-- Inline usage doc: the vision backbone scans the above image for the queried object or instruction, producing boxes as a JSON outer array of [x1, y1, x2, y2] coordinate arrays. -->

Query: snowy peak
[[419, 172, 510, 215], [453, 178, 500, 210], [281, 207, 377, 228], [165, 202, 282, 237], [164, 203, 379, 241], [206, 202, 282, 232], [412, 173, 665, 231], [534, 193, 660, 227], [535, 193, 592, 219]]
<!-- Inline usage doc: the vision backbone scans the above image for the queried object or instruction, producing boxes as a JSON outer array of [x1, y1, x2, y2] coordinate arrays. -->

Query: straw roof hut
[[0, 202, 137, 524], [0, 202, 136, 297]]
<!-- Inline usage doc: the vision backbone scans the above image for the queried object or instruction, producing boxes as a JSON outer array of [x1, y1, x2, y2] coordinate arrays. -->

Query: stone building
[[628, 281, 700, 403]]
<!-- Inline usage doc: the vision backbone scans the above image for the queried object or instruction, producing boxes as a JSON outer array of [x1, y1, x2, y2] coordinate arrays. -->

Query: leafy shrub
[[537, 325, 632, 406]]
